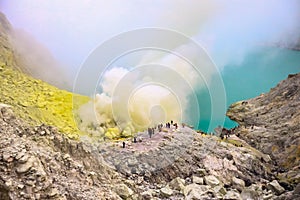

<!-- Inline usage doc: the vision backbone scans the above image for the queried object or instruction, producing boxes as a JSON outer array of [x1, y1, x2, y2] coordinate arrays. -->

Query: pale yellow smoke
[[78, 66, 183, 138], [128, 85, 181, 129]]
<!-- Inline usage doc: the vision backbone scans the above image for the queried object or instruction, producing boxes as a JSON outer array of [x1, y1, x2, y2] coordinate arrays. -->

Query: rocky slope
[[0, 104, 126, 199], [3, 103, 299, 199], [227, 73, 300, 196]]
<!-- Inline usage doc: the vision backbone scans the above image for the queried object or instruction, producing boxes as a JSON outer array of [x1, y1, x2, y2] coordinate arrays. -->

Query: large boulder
[[213, 185, 227, 196], [267, 180, 285, 195], [192, 176, 204, 185], [160, 186, 173, 197], [232, 177, 245, 192], [114, 184, 134, 199], [169, 177, 185, 192], [184, 184, 211, 199], [241, 188, 259, 200], [204, 175, 221, 187]]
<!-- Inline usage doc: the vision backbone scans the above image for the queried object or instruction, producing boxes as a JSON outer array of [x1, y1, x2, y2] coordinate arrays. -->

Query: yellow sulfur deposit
[[105, 127, 121, 139], [0, 62, 90, 139]]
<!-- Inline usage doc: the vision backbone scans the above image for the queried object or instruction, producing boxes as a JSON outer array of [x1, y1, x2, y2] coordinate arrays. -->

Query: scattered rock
[[114, 184, 134, 199], [204, 175, 221, 187], [18, 154, 29, 163], [47, 187, 59, 197], [17, 184, 24, 189], [169, 177, 185, 191], [213, 185, 227, 196], [267, 180, 285, 195], [160, 186, 173, 197], [184, 184, 210, 198], [241, 188, 259, 200], [16, 156, 36, 173], [5, 179, 13, 188], [195, 168, 207, 177], [15, 149, 26, 160], [292, 183, 300, 197], [192, 176, 204, 185], [141, 190, 153, 200], [224, 190, 242, 200], [127, 158, 137, 167], [263, 193, 274, 200], [232, 177, 245, 192], [2, 152, 13, 162]]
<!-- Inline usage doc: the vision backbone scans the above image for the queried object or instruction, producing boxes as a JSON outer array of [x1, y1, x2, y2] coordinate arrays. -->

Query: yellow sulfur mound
[[0, 62, 90, 139], [105, 127, 121, 140]]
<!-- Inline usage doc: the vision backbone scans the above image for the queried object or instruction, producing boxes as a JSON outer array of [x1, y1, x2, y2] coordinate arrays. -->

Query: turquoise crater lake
[[197, 46, 300, 132]]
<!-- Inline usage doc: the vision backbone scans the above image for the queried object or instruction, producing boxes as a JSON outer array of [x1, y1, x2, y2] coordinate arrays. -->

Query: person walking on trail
[[158, 124, 162, 132], [122, 141, 126, 148], [174, 123, 178, 129], [148, 127, 153, 138]]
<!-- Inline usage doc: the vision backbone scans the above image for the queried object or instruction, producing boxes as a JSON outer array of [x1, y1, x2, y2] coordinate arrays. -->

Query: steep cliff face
[[0, 12, 16, 69], [227, 73, 300, 185]]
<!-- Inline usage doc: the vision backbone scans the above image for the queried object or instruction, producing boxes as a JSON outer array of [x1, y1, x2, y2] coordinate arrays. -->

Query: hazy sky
[[1, 0, 299, 76]]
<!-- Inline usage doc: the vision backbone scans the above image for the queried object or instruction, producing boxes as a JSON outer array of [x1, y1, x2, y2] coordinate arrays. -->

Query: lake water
[[197, 47, 300, 132]]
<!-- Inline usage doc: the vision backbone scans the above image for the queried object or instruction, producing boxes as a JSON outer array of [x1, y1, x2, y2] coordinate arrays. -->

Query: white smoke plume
[[78, 66, 186, 138], [77, 41, 217, 137]]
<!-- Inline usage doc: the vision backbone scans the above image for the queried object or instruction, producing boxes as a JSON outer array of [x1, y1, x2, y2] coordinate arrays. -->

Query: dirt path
[[119, 126, 188, 153]]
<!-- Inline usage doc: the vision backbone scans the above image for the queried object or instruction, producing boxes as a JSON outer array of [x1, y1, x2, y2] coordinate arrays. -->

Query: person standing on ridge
[[148, 127, 152, 138]]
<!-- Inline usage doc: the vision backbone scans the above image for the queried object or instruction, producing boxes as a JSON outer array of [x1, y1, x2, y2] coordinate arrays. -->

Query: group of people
[[219, 127, 237, 140], [147, 120, 179, 138], [122, 120, 182, 148], [220, 128, 231, 140], [165, 120, 178, 129], [121, 122, 241, 148], [123, 137, 137, 148]]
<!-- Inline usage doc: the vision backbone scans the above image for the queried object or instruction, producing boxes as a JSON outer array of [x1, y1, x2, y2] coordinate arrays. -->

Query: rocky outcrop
[[227, 73, 300, 197], [0, 12, 16, 69]]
